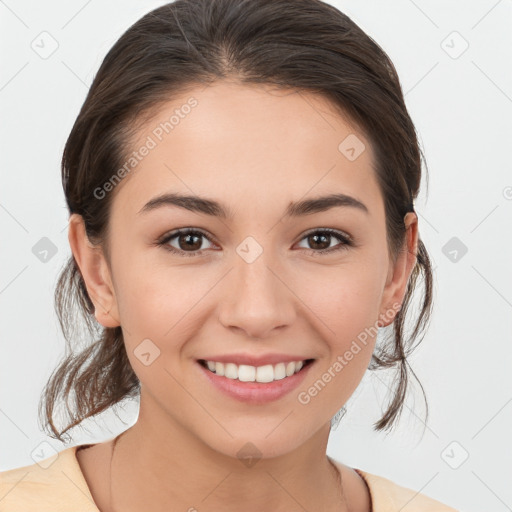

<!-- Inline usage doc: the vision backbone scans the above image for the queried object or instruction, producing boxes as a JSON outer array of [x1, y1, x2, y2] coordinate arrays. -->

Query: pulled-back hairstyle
[[39, 0, 433, 442]]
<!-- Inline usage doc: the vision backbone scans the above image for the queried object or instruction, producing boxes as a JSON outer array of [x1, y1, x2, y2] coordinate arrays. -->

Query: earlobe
[[68, 213, 120, 328], [378, 212, 419, 328]]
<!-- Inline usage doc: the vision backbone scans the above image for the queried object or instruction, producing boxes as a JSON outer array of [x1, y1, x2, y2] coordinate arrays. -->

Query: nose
[[217, 248, 296, 339]]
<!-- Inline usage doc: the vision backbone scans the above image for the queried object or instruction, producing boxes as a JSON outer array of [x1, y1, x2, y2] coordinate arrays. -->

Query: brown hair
[[39, 0, 433, 442]]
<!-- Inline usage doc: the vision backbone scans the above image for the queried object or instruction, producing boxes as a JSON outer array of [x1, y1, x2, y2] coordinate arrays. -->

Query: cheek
[[294, 269, 382, 418], [298, 259, 384, 341], [295, 260, 384, 391], [113, 255, 216, 349]]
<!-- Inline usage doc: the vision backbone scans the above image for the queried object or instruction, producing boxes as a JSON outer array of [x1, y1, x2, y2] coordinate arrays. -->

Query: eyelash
[[156, 227, 354, 258]]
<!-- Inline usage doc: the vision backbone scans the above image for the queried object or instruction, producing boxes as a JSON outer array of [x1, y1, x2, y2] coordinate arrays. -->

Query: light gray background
[[1, 1, 511, 511]]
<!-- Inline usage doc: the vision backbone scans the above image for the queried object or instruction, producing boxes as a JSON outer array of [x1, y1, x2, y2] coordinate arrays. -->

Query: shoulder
[[330, 458, 459, 512], [357, 469, 460, 511], [0, 445, 98, 512]]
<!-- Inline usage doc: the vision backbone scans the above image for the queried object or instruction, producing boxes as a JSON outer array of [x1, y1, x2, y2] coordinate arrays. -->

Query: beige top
[[0, 444, 459, 511]]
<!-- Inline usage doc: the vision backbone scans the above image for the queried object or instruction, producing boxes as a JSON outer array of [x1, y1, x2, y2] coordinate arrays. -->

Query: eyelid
[[157, 226, 354, 256], [299, 227, 353, 244], [157, 227, 216, 243], [156, 227, 218, 253]]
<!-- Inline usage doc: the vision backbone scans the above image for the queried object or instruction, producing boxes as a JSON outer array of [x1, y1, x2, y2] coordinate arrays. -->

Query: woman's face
[[71, 80, 417, 459]]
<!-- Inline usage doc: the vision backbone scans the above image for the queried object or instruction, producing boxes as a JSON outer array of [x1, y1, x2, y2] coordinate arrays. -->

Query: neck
[[108, 408, 347, 512]]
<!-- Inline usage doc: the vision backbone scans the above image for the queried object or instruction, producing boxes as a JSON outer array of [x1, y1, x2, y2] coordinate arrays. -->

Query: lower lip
[[197, 360, 314, 404]]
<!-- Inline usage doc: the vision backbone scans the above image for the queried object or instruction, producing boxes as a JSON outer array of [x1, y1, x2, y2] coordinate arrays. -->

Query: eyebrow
[[137, 192, 369, 219]]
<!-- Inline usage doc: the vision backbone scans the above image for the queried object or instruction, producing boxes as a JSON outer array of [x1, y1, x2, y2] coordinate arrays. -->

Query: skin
[[70, 80, 418, 512]]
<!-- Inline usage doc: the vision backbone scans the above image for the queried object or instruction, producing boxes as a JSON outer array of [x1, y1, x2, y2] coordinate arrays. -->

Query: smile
[[196, 357, 315, 404], [199, 359, 314, 383]]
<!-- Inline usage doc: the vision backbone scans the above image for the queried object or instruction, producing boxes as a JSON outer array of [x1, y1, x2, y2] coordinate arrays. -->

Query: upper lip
[[198, 353, 314, 366]]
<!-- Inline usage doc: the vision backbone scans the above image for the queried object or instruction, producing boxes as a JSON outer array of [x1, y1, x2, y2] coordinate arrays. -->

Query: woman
[[0, 0, 458, 510]]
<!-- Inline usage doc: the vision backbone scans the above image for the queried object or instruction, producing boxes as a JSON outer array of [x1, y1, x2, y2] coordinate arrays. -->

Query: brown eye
[[307, 233, 331, 250], [296, 229, 353, 254], [157, 228, 215, 257], [174, 232, 204, 251]]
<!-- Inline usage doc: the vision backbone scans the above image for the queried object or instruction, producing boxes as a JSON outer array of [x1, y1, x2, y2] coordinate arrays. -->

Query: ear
[[378, 212, 419, 327], [67, 213, 120, 328]]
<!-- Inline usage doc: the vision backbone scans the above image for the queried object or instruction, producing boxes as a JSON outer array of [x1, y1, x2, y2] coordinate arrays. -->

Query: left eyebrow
[[136, 192, 369, 219], [284, 193, 369, 217]]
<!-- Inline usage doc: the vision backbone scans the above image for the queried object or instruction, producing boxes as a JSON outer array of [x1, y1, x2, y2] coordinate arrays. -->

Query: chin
[[197, 423, 317, 463]]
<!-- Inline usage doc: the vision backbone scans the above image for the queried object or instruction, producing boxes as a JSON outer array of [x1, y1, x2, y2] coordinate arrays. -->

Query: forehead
[[110, 80, 381, 220]]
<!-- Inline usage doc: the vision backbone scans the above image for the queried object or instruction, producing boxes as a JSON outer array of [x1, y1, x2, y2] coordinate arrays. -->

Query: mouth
[[196, 357, 315, 404], [197, 358, 315, 383]]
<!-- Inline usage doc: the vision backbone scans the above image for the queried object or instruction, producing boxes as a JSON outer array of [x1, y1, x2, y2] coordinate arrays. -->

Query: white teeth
[[203, 359, 308, 382], [256, 364, 274, 383], [274, 363, 286, 380], [238, 365, 256, 382], [224, 363, 238, 379], [215, 361, 224, 376]]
